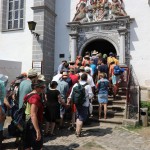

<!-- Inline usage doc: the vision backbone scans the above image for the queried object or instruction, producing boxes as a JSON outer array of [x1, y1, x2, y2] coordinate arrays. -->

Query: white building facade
[[0, 0, 150, 98]]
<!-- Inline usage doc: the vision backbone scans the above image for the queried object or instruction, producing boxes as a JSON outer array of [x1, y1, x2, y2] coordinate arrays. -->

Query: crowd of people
[[0, 50, 124, 149]]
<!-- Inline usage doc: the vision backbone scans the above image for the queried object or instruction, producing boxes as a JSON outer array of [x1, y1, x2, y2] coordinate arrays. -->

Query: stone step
[[117, 90, 127, 95], [109, 99, 126, 106], [92, 97, 126, 105], [91, 116, 123, 124], [108, 95, 127, 100], [92, 104, 125, 110], [92, 110, 124, 118], [118, 86, 128, 91]]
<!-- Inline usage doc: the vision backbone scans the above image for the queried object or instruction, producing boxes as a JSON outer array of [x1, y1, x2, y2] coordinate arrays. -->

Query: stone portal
[[67, 16, 131, 66]]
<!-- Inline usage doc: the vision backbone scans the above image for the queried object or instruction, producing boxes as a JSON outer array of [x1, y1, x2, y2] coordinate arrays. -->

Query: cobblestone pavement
[[2, 118, 150, 150]]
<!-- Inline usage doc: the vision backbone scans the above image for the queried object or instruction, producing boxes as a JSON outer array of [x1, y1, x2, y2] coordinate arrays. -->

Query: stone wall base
[[122, 119, 139, 127]]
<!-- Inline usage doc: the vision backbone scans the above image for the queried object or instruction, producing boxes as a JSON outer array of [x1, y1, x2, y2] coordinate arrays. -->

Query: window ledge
[[1, 28, 24, 32]]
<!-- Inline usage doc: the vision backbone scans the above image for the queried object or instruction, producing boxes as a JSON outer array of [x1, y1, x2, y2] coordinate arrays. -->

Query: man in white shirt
[[68, 73, 93, 137], [52, 70, 63, 83], [84, 67, 95, 89]]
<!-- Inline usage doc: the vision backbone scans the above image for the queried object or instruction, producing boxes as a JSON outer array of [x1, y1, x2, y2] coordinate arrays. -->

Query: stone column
[[70, 35, 78, 61], [32, 0, 56, 80], [68, 23, 79, 61], [118, 28, 127, 66]]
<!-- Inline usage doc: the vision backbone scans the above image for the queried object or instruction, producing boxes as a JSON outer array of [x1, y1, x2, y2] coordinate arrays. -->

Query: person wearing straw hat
[[91, 50, 99, 66], [82, 55, 91, 66], [57, 72, 69, 128], [19, 69, 38, 109], [92, 50, 98, 55]]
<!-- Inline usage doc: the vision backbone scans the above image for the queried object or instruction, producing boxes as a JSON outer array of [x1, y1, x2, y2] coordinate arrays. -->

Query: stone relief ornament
[[73, 1, 87, 22], [110, 0, 127, 19], [72, 0, 127, 23]]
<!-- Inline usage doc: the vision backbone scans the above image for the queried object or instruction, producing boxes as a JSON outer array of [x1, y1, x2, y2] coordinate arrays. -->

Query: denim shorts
[[76, 106, 88, 122], [112, 75, 120, 85], [98, 94, 108, 104]]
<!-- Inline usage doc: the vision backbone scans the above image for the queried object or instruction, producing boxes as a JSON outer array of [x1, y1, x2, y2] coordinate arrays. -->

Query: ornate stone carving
[[72, 0, 127, 23], [68, 15, 131, 65], [69, 24, 79, 36], [101, 24, 119, 30]]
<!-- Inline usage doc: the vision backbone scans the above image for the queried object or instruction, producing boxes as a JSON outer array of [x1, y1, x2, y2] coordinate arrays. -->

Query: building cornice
[[31, 5, 57, 17]]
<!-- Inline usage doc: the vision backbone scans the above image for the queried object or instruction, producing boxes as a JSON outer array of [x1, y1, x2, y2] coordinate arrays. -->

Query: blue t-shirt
[[90, 64, 97, 74], [97, 78, 109, 94]]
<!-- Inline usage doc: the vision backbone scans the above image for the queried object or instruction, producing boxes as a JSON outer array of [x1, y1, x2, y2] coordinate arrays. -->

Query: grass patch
[[141, 101, 150, 116], [125, 125, 142, 131]]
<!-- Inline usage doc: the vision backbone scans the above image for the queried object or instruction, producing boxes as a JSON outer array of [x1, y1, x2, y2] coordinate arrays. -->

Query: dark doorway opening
[[81, 39, 116, 56]]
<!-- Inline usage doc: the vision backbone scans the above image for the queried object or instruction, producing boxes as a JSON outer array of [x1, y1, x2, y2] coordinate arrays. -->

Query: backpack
[[8, 93, 35, 137], [71, 83, 88, 106], [113, 65, 122, 75]]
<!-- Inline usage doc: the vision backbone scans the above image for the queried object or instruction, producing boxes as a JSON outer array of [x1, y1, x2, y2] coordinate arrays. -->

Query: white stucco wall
[[0, 0, 34, 73], [125, 0, 150, 87], [0, 0, 150, 87], [54, 0, 71, 73], [55, 0, 150, 87]]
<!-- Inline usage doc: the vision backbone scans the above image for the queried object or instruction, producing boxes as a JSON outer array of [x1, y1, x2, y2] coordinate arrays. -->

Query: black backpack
[[71, 83, 88, 106], [8, 93, 35, 137]]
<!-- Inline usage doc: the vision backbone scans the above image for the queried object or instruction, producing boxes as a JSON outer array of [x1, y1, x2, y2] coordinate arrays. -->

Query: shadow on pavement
[[43, 143, 80, 150], [84, 127, 113, 137]]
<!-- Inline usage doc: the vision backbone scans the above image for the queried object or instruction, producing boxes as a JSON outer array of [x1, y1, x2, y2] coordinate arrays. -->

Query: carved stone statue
[[73, 2, 87, 22], [72, 0, 127, 23], [87, 5, 94, 22], [96, 0, 111, 21], [110, 0, 127, 17]]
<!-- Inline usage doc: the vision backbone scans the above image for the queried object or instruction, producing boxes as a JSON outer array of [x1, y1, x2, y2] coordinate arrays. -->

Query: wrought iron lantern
[[28, 21, 40, 40]]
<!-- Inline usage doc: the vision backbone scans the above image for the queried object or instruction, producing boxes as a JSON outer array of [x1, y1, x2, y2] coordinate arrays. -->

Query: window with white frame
[[8, 0, 24, 30]]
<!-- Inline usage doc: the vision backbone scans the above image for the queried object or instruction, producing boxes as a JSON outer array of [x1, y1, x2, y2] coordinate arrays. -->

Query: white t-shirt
[[69, 80, 93, 107], [52, 74, 62, 82], [87, 74, 95, 88]]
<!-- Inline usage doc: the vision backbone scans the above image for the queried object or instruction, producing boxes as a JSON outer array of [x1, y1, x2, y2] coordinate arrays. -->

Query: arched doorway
[[81, 39, 116, 56]]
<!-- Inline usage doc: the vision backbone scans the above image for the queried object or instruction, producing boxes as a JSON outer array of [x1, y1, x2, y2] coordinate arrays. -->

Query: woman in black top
[[44, 81, 65, 136], [98, 58, 109, 79]]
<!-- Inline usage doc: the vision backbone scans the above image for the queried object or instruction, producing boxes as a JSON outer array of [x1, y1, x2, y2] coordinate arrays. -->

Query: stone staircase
[[91, 66, 130, 124], [91, 88, 127, 124]]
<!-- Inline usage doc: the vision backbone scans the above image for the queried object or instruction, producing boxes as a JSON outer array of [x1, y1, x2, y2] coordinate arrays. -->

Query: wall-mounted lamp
[[28, 21, 40, 40]]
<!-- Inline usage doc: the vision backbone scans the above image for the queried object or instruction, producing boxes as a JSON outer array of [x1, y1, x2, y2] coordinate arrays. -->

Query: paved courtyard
[[2, 117, 150, 150]]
